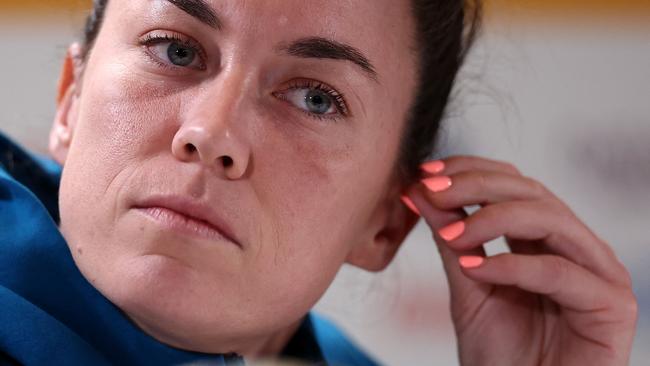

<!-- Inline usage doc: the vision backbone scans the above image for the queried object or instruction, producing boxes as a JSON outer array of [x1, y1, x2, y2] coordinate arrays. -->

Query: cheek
[[58, 61, 184, 254], [251, 123, 373, 270], [79, 64, 181, 160], [64, 61, 188, 199], [246, 128, 395, 314], [251, 88, 405, 264]]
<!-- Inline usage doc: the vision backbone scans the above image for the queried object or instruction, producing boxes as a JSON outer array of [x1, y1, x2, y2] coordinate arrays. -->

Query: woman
[[0, 0, 637, 365]]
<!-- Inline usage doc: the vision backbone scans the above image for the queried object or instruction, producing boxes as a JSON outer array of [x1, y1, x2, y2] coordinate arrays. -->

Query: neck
[[239, 317, 303, 359], [126, 312, 304, 359]]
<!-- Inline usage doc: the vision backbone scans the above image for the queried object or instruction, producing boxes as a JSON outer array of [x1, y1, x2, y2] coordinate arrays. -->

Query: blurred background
[[1, 0, 648, 364]]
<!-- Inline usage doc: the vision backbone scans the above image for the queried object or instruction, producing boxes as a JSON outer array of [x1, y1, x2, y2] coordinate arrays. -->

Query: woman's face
[[53, 0, 418, 354]]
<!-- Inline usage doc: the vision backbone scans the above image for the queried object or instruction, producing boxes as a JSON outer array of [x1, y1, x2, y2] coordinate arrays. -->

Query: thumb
[[405, 187, 491, 323]]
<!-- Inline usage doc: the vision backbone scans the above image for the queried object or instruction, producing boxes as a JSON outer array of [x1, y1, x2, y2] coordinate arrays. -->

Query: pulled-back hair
[[80, 0, 481, 186]]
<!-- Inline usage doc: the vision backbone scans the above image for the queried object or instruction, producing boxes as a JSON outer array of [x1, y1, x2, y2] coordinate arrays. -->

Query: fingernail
[[422, 176, 452, 193], [420, 160, 445, 174], [400, 195, 420, 215], [459, 256, 484, 268], [438, 221, 465, 241]]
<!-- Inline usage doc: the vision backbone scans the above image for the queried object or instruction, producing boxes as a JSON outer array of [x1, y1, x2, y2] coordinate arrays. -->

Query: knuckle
[[500, 161, 521, 175], [477, 203, 503, 221], [540, 197, 567, 219], [468, 170, 489, 191], [615, 289, 639, 323], [546, 255, 571, 283], [523, 176, 548, 198], [626, 292, 639, 321], [500, 253, 520, 273], [615, 262, 634, 288], [427, 190, 456, 210]]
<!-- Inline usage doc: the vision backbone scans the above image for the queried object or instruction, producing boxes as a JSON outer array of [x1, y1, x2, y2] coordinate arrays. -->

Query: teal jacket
[[0, 132, 380, 366]]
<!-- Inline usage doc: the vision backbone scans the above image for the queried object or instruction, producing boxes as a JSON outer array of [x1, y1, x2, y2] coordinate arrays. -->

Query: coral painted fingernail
[[438, 221, 465, 241], [400, 195, 420, 216], [420, 160, 445, 174], [422, 176, 452, 193], [459, 256, 484, 268]]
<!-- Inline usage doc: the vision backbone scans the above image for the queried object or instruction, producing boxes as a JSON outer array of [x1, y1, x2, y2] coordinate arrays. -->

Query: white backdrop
[[1, 10, 648, 366]]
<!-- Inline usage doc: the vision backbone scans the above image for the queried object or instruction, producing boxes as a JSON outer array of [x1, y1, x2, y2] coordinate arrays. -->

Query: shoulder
[[309, 312, 381, 366]]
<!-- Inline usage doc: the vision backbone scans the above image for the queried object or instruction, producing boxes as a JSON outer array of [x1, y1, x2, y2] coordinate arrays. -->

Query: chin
[[98, 254, 249, 351], [108, 253, 199, 307]]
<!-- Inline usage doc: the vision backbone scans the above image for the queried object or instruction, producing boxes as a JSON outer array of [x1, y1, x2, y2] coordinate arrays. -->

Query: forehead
[[108, 0, 418, 82], [120, 0, 415, 37]]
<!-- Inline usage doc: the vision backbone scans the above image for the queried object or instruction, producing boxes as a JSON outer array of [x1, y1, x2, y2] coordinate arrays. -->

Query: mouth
[[132, 195, 241, 248]]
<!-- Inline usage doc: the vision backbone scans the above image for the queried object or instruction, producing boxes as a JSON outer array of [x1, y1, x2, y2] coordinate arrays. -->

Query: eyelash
[[139, 33, 349, 122], [138, 32, 207, 70], [274, 80, 350, 122]]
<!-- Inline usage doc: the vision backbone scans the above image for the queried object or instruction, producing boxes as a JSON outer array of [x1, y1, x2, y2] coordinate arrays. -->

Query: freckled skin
[[52, 0, 418, 358]]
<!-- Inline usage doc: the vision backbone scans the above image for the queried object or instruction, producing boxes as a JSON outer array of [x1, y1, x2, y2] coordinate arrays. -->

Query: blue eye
[[167, 42, 196, 67], [287, 88, 336, 115], [140, 32, 206, 70], [274, 80, 349, 121]]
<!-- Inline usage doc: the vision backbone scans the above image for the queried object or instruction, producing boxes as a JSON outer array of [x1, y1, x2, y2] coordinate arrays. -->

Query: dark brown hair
[[80, 0, 481, 187]]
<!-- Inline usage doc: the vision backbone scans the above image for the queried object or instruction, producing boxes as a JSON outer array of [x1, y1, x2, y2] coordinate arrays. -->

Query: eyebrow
[[165, 0, 222, 30], [276, 37, 378, 82], [164, 0, 378, 82]]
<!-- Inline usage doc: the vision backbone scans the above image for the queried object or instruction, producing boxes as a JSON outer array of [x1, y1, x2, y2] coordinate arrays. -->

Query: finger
[[458, 253, 626, 312], [421, 155, 522, 177], [439, 200, 629, 287], [420, 170, 550, 210], [418, 157, 629, 287], [406, 187, 491, 308], [419, 158, 543, 257], [421, 171, 556, 256]]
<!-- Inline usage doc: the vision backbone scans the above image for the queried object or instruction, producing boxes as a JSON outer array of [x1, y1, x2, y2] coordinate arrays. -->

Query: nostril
[[221, 156, 233, 168], [184, 143, 197, 154]]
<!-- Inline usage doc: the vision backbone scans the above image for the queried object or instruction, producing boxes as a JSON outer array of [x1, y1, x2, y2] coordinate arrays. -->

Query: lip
[[132, 195, 241, 248]]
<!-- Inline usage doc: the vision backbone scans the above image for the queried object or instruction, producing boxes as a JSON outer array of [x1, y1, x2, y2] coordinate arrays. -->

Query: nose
[[171, 71, 252, 180]]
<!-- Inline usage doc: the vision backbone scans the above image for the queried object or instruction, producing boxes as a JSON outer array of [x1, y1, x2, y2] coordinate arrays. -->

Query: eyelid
[[138, 30, 208, 71], [273, 79, 351, 122]]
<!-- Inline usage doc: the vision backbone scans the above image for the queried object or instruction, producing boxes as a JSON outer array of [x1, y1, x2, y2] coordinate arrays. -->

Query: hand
[[402, 156, 638, 366]]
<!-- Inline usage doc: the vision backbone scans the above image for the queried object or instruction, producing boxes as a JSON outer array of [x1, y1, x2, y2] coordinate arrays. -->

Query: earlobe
[[49, 43, 83, 165], [345, 187, 421, 272]]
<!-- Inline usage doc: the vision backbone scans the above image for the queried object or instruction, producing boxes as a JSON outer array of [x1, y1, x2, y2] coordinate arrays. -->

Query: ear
[[344, 182, 421, 272], [49, 42, 83, 165]]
